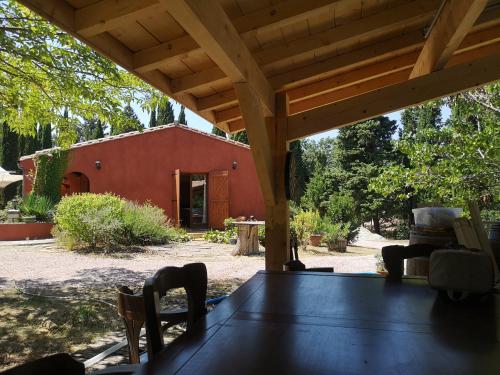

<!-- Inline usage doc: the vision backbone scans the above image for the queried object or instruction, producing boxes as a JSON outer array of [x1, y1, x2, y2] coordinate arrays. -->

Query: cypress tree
[[95, 119, 104, 139], [178, 105, 187, 125], [149, 106, 157, 127], [157, 98, 175, 125], [40, 123, 52, 149], [0, 122, 19, 171]]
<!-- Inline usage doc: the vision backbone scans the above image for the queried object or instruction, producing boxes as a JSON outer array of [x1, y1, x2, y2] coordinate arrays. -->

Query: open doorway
[[179, 173, 208, 228]]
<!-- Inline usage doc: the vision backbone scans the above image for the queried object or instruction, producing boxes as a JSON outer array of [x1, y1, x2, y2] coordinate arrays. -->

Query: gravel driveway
[[0, 240, 379, 291]]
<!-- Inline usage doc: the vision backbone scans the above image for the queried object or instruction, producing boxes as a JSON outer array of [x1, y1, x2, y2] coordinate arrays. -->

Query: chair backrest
[[117, 286, 145, 364], [143, 263, 207, 358], [2, 353, 84, 375]]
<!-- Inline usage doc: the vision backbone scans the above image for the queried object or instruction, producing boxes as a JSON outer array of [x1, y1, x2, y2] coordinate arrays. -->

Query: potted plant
[[323, 223, 350, 252], [224, 217, 238, 245], [309, 211, 324, 247]]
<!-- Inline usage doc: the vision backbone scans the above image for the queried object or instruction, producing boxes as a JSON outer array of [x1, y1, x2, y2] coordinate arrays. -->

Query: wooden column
[[265, 92, 290, 271]]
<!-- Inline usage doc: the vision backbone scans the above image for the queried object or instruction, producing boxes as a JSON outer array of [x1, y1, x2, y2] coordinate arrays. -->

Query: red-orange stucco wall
[[20, 126, 265, 221]]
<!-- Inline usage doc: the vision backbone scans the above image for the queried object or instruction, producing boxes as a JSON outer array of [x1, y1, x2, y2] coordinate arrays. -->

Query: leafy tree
[[212, 126, 226, 138], [111, 105, 143, 135], [157, 98, 175, 125], [178, 105, 187, 125], [149, 106, 157, 127], [289, 140, 306, 204], [18, 126, 39, 156], [301, 137, 336, 181], [230, 130, 248, 144], [372, 85, 499, 215], [0, 0, 158, 146]]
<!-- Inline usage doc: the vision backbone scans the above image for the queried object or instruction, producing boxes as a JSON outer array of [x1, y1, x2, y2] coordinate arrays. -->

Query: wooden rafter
[[75, 0, 161, 37], [287, 52, 500, 140], [410, 0, 488, 78], [133, 0, 345, 74], [162, 0, 275, 116], [234, 83, 275, 204]]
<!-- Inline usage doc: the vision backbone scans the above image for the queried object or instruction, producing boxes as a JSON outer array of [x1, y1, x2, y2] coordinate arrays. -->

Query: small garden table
[[232, 221, 265, 256]]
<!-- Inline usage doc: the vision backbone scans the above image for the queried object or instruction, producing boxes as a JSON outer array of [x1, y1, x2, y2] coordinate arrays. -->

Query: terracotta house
[[19, 124, 265, 229]]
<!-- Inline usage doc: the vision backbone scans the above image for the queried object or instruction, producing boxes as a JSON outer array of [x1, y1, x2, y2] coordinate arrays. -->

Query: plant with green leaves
[[323, 193, 360, 242], [0, 0, 159, 146], [122, 201, 178, 245], [322, 222, 350, 252], [32, 150, 69, 203], [291, 209, 317, 251], [19, 193, 54, 221], [204, 229, 230, 244]]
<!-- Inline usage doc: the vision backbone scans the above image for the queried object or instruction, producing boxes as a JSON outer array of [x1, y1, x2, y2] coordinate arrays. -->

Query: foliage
[[212, 126, 226, 138], [110, 104, 143, 135], [0, 120, 18, 171], [122, 201, 179, 245], [290, 209, 317, 250], [178, 105, 187, 125], [224, 217, 237, 238], [32, 150, 69, 203], [204, 229, 231, 244], [40, 123, 52, 148], [322, 222, 350, 243], [230, 130, 248, 144], [149, 106, 157, 128], [54, 193, 125, 248], [371, 85, 499, 214], [54, 193, 183, 249], [0, 0, 159, 145], [174, 227, 191, 242], [19, 193, 54, 221], [157, 97, 175, 125], [375, 253, 387, 273], [323, 193, 360, 242], [78, 118, 104, 141]]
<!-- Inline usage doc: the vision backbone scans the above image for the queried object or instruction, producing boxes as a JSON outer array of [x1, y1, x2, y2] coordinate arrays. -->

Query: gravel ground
[[0, 238, 399, 372]]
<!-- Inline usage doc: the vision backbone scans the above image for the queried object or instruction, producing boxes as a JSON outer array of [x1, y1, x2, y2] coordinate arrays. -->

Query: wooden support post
[[265, 92, 290, 271]]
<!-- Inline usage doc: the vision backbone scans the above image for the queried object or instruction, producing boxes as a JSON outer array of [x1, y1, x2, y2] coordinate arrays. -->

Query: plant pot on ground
[[323, 222, 350, 253], [309, 234, 324, 247]]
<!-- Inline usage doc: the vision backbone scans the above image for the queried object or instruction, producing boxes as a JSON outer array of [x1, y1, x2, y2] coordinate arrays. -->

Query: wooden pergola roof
[[19, 0, 500, 270]]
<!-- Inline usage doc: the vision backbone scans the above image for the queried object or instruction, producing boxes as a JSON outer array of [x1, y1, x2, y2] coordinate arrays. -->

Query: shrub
[[123, 202, 178, 245], [323, 193, 361, 242], [54, 193, 125, 248], [204, 229, 230, 244], [291, 210, 317, 250], [20, 193, 55, 221]]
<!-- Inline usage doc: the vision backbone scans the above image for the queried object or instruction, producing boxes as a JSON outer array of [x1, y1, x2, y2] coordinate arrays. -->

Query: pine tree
[[149, 106, 157, 127], [111, 105, 143, 135], [157, 98, 175, 125], [212, 126, 226, 138], [18, 124, 39, 157], [230, 130, 249, 144], [178, 105, 187, 125], [95, 120, 105, 139]]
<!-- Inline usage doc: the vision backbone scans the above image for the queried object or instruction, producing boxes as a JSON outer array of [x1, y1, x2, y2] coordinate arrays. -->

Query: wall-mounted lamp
[[232, 160, 238, 170], [95, 160, 102, 170]]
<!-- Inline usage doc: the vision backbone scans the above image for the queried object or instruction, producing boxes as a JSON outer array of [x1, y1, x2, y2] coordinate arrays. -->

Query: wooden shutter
[[208, 171, 229, 230], [172, 169, 181, 227]]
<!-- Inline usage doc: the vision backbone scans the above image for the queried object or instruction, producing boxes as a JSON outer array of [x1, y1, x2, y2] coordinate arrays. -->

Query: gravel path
[[0, 240, 379, 291]]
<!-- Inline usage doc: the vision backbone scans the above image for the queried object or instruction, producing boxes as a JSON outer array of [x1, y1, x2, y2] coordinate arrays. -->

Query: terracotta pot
[[309, 234, 323, 247]]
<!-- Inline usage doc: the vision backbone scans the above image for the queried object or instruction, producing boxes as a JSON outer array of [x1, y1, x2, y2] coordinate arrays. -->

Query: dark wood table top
[[134, 271, 500, 375]]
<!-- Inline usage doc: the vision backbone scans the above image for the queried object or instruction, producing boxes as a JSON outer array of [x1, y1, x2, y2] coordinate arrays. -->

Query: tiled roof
[[19, 124, 250, 160]]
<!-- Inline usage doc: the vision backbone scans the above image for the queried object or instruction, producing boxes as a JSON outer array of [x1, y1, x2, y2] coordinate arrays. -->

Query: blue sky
[[133, 101, 451, 141]]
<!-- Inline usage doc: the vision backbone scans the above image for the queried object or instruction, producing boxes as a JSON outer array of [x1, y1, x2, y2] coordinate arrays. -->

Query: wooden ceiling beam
[[75, 0, 161, 37], [197, 89, 238, 112], [133, 0, 346, 73], [162, 0, 275, 116], [287, 51, 500, 140], [254, 0, 438, 69], [410, 0, 488, 78]]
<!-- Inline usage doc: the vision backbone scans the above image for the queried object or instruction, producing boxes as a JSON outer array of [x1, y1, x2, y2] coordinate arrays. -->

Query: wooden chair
[[117, 286, 145, 364], [143, 263, 207, 359], [2, 353, 84, 375], [284, 234, 334, 273]]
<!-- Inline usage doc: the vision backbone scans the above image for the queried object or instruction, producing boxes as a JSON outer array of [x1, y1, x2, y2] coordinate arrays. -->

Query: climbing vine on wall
[[32, 150, 69, 203]]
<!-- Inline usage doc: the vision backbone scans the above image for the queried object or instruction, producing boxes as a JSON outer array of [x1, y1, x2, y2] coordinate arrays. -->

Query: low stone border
[[0, 223, 53, 241]]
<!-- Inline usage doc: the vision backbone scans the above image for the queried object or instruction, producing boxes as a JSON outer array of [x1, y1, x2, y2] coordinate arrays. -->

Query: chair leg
[[123, 318, 143, 364]]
